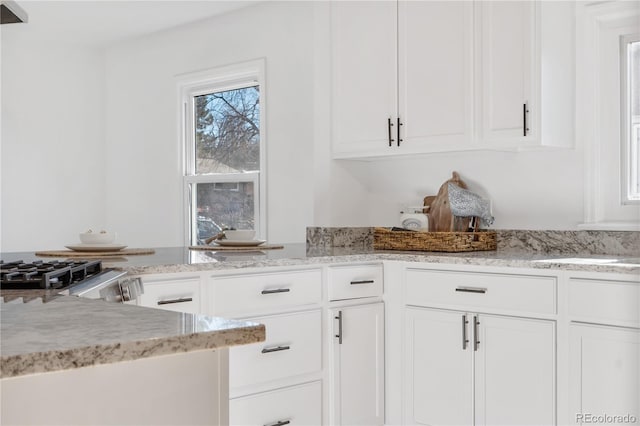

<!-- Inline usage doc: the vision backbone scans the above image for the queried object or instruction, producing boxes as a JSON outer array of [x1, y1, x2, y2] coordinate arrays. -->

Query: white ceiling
[[1, 0, 261, 48]]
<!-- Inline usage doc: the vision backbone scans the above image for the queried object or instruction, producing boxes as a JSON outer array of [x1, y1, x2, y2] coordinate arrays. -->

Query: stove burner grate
[[0, 260, 103, 290]]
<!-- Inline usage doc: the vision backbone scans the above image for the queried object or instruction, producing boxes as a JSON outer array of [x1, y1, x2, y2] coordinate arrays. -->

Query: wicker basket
[[373, 227, 497, 252]]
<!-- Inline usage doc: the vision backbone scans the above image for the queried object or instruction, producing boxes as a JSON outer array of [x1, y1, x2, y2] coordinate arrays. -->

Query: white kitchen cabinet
[[229, 381, 322, 426], [478, 1, 536, 144], [137, 274, 202, 314], [330, 0, 573, 159], [569, 324, 639, 425], [330, 302, 385, 426], [331, 1, 473, 159], [330, 1, 396, 156], [404, 307, 555, 425], [567, 273, 640, 425]]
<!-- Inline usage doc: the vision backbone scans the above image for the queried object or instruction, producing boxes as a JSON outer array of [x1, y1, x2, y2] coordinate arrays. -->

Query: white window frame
[[177, 59, 267, 245], [620, 33, 640, 204], [577, 1, 640, 230]]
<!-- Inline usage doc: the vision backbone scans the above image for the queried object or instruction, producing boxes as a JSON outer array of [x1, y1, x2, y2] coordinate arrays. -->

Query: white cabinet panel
[[475, 314, 555, 426], [138, 276, 201, 314], [570, 324, 640, 425], [211, 269, 321, 316], [569, 277, 640, 327], [404, 307, 473, 425], [405, 268, 557, 315], [479, 0, 536, 142], [229, 381, 322, 426], [330, 1, 397, 157], [398, 0, 474, 151], [229, 310, 321, 389], [328, 264, 383, 301], [331, 302, 384, 426]]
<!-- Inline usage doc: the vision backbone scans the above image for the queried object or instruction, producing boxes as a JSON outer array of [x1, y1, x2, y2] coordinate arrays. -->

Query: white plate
[[214, 239, 266, 247], [65, 243, 128, 252]]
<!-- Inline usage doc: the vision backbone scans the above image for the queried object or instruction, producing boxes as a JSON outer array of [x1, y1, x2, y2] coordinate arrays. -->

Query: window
[[622, 35, 640, 203], [180, 60, 266, 245]]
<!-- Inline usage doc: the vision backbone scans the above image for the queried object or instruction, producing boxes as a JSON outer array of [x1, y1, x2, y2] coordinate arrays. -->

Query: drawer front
[[406, 269, 556, 315], [138, 277, 200, 314], [569, 277, 640, 327], [230, 381, 322, 426], [328, 264, 383, 301], [211, 269, 321, 315], [230, 310, 322, 389]]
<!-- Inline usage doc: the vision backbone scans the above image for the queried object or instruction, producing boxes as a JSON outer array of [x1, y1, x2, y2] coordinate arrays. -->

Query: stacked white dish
[[215, 230, 265, 247], [66, 230, 127, 252]]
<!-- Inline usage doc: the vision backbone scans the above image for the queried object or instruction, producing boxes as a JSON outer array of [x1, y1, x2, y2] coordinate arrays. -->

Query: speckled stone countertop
[[106, 244, 639, 275], [0, 296, 265, 378]]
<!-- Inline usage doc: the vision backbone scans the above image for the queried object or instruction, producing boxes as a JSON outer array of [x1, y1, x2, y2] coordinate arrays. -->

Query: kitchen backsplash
[[306, 227, 639, 256]]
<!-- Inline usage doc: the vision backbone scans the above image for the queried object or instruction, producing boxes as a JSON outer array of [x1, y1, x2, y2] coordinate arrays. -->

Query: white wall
[[1, 36, 106, 252], [0, 1, 597, 253], [104, 1, 316, 247]]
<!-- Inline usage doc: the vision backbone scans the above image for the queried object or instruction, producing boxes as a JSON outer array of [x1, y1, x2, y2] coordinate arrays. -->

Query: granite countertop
[[0, 296, 265, 378], [110, 245, 639, 275]]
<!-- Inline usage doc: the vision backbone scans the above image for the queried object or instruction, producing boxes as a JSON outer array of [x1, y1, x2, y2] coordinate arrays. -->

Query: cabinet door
[[570, 324, 640, 425], [404, 307, 473, 425], [474, 314, 555, 426], [331, 302, 385, 425], [479, 1, 537, 143], [398, 1, 474, 152], [330, 1, 397, 158]]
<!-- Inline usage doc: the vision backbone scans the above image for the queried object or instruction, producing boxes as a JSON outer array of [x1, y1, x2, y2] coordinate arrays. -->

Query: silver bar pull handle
[[157, 297, 193, 305], [388, 118, 395, 146], [455, 286, 487, 294], [473, 315, 480, 351], [261, 345, 291, 354], [261, 288, 290, 295], [462, 314, 469, 350], [350, 279, 375, 285], [264, 420, 290, 426], [335, 310, 343, 344]]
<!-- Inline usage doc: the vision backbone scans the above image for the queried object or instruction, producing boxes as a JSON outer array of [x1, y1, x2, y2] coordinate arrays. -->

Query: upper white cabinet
[[331, 1, 473, 158], [478, 1, 536, 144], [330, 0, 573, 159]]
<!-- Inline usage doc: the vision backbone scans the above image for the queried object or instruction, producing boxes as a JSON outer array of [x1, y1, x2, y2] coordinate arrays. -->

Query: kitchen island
[[0, 296, 264, 425]]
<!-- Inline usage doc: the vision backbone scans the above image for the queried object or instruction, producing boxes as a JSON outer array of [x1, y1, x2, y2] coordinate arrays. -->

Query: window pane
[[628, 40, 640, 199], [195, 181, 255, 239], [194, 86, 260, 174]]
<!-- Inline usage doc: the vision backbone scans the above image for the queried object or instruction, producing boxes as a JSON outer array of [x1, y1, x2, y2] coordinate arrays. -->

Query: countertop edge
[[0, 323, 265, 379]]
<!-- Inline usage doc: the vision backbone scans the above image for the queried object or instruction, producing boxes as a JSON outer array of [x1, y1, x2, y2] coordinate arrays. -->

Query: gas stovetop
[[0, 260, 103, 290]]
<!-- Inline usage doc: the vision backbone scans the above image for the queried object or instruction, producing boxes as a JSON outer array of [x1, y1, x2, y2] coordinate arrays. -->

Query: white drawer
[[230, 310, 321, 389], [328, 264, 383, 301], [405, 268, 557, 315], [138, 277, 200, 314], [230, 381, 322, 426], [211, 269, 321, 315], [569, 277, 640, 327]]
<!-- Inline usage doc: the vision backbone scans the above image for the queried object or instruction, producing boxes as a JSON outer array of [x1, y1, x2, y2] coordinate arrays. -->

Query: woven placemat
[[35, 248, 156, 257], [189, 244, 283, 251]]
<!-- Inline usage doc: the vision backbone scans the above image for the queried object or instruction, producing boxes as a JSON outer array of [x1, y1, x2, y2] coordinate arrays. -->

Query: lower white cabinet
[[229, 381, 322, 426], [404, 307, 555, 425], [330, 302, 385, 426], [569, 324, 639, 425], [137, 275, 201, 314], [229, 310, 322, 389]]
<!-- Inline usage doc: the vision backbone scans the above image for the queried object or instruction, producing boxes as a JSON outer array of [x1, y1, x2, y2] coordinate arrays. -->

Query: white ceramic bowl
[[79, 231, 116, 244], [224, 230, 255, 241]]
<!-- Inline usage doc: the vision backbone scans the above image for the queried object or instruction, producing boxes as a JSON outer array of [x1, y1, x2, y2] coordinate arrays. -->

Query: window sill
[[577, 222, 640, 231]]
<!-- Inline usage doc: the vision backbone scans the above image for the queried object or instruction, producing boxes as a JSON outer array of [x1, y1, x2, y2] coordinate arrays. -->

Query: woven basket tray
[[373, 227, 497, 252]]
